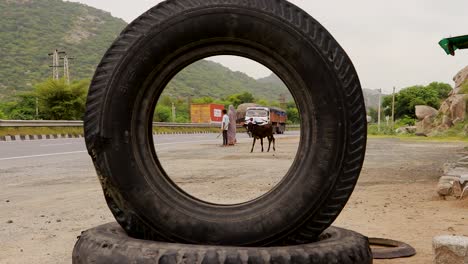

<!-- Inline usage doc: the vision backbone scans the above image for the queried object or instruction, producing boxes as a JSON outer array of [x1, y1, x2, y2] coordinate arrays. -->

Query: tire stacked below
[[73, 223, 372, 264]]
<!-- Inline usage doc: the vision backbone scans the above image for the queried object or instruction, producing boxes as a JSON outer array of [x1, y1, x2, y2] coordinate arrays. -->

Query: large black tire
[[72, 223, 373, 264], [84, 0, 367, 245]]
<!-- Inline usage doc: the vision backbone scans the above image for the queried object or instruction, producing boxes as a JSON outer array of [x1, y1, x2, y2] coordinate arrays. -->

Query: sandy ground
[[1, 135, 467, 263]]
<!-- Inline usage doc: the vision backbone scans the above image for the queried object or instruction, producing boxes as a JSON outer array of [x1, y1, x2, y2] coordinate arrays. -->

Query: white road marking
[[0, 134, 299, 161], [155, 139, 220, 146], [0, 151, 87, 161], [40, 143, 75, 147]]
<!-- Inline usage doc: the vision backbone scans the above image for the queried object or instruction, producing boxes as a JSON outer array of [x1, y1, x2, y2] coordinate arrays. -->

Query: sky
[[67, 0, 468, 93]]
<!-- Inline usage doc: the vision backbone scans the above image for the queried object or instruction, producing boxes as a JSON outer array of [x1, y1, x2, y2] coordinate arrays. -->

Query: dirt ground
[[1, 135, 468, 263]]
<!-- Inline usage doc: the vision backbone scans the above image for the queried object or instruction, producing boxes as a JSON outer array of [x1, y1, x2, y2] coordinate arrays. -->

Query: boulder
[[416, 115, 435, 133], [441, 115, 453, 129], [449, 94, 467, 122], [431, 66, 468, 130], [415, 105, 438, 120], [437, 176, 460, 196], [452, 65, 468, 94], [395, 126, 416, 134], [433, 235, 468, 264]]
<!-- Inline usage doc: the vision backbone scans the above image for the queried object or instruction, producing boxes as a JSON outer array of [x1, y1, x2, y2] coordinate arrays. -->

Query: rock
[[441, 115, 453, 129], [453, 176, 468, 198], [452, 65, 468, 94], [395, 126, 416, 134], [430, 66, 468, 131], [449, 94, 467, 122], [438, 182, 454, 196], [437, 176, 461, 196], [6, 220, 13, 224], [416, 115, 435, 133], [439, 100, 450, 115], [415, 105, 438, 120], [433, 235, 468, 264]]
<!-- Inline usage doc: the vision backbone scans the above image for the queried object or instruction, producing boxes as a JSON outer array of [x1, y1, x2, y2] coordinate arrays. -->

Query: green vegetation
[[429, 121, 468, 138], [381, 82, 452, 119], [0, 0, 296, 122], [153, 91, 299, 124], [0, 0, 127, 101], [0, 79, 88, 120], [367, 81, 459, 139], [36, 79, 89, 120], [459, 80, 468, 94], [163, 60, 290, 101]]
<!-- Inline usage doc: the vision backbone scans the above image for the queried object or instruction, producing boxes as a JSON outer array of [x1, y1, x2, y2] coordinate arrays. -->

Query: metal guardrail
[[0, 120, 84, 127], [0, 120, 218, 128], [0, 120, 300, 128]]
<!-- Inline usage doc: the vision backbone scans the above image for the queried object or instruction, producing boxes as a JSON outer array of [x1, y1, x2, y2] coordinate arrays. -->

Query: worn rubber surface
[[369, 237, 416, 259], [84, 0, 367, 245], [72, 223, 373, 264]]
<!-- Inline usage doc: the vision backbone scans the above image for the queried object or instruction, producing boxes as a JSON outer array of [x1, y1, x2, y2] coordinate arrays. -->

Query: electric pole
[[377, 88, 382, 132], [391, 86, 396, 128], [172, 102, 176, 122], [62, 55, 74, 85], [48, 50, 73, 83], [63, 55, 70, 84], [279, 94, 286, 109], [35, 97, 39, 119], [48, 50, 65, 80]]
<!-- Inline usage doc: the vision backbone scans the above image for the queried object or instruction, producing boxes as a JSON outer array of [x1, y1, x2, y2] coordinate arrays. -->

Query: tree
[[286, 107, 299, 124], [1, 92, 37, 120], [367, 107, 378, 123], [0, 109, 7, 119], [192, 96, 214, 104], [426, 82, 452, 99], [281, 100, 300, 124], [381, 82, 451, 119], [153, 105, 171, 122], [35, 78, 89, 120], [225, 92, 255, 107]]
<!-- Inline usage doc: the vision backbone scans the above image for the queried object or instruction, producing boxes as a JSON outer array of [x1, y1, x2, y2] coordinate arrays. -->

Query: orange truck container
[[190, 103, 225, 123]]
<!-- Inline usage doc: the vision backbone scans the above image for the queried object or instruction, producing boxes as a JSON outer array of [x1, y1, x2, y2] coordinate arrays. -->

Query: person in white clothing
[[221, 109, 229, 146]]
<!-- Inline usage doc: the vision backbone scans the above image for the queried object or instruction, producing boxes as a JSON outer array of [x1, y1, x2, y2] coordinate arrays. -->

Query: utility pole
[[391, 86, 396, 128], [172, 102, 176, 122], [35, 97, 39, 119], [61, 55, 74, 85], [377, 88, 382, 132], [48, 50, 65, 80], [63, 55, 70, 85], [279, 94, 286, 109]]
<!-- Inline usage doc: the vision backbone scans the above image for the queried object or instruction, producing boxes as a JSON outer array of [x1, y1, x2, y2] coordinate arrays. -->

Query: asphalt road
[[0, 131, 300, 162]]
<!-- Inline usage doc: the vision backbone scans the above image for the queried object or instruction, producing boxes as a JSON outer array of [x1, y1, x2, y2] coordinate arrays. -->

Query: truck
[[190, 103, 225, 123], [244, 106, 287, 134]]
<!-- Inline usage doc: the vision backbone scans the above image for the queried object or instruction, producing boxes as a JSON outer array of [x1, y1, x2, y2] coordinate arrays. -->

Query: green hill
[[166, 60, 289, 101], [0, 0, 127, 100], [0, 0, 291, 103]]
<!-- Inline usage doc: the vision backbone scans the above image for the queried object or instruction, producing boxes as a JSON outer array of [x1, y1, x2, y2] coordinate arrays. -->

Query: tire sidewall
[[87, 1, 365, 245]]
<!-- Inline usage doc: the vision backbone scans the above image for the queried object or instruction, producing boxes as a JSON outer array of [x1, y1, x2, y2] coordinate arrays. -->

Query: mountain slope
[[0, 0, 127, 99], [166, 60, 290, 101], [0, 0, 289, 102]]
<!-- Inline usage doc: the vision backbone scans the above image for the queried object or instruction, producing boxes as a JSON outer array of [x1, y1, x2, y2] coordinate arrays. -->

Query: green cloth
[[439, 35, 468, 56]]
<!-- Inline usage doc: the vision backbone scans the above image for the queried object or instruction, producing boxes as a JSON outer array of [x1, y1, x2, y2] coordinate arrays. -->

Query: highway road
[[0, 131, 300, 264], [0, 131, 299, 161], [0, 131, 301, 190], [1, 133, 467, 264]]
